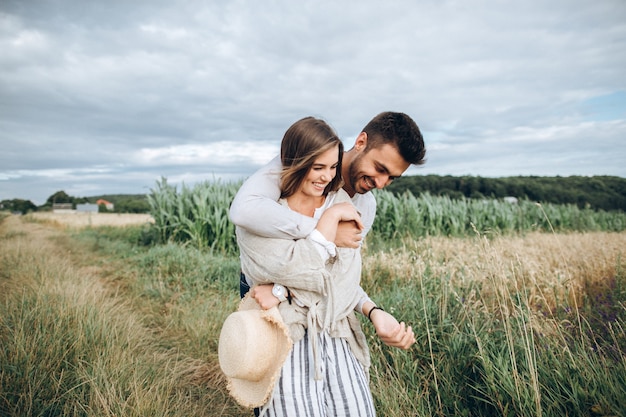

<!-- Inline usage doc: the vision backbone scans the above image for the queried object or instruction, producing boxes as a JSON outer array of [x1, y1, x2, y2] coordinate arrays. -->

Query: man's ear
[[354, 132, 368, 151]]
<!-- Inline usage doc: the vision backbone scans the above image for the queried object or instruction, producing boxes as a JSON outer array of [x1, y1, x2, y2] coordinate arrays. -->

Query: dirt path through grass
[[0, 215, 244, 416]]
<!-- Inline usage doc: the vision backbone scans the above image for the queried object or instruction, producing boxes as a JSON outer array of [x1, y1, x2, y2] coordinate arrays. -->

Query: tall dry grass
[[361, 231, 626, 416], [0, 216, 243, 417], [370, 231, 625, 311], [25, 212, 154, 228], [2, 211, 625, 416]]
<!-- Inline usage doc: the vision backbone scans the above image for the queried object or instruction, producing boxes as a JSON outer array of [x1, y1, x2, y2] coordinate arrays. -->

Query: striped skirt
[[259, 330, 376, 417]]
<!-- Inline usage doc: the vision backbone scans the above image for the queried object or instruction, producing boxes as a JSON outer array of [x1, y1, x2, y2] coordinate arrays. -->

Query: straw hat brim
[[219, 294, 293, 408]]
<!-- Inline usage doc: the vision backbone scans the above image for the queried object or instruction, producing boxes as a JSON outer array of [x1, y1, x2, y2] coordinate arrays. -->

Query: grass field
[[1, 212, 625, 416]]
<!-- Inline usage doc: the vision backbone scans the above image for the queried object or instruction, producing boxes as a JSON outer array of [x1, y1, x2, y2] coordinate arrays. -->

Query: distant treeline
[[86, 194, 150, 213], [386, 175, 626, 212], [0, 191, 150, 214]]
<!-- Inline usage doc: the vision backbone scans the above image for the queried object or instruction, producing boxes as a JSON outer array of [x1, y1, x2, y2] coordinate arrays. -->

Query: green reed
[[147, 177, 240, 254], [371, 190, 626, 241], [146, 180, 626, 255]]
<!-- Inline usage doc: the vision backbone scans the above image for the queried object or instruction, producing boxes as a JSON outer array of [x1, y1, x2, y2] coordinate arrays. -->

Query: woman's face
[[299, 144, 339, 198]]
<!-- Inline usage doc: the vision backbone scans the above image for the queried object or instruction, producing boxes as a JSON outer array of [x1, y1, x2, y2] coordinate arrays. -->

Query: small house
[[96, 199, 115, 211]]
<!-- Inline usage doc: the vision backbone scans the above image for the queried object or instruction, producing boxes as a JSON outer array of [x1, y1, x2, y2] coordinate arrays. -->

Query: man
[[229, 111, 426, 350]]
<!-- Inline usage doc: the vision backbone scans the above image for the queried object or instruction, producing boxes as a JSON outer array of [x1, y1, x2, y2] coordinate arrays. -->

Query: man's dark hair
[[362, 111, 426, 165]]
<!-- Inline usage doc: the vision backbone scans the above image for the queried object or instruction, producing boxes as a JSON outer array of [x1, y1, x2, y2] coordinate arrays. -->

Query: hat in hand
[[218, 294, 293, 408]]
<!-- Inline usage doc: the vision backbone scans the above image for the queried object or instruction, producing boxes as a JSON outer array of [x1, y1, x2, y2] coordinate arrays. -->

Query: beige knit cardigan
[[235, 189, 370, 379]]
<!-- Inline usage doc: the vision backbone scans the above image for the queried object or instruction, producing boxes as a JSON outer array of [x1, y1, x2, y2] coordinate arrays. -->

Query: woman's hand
[[250, 284, 280, 310], [316, 202, 363, 243], [325, 202, 364, 225], [366, 304, 416, 350]]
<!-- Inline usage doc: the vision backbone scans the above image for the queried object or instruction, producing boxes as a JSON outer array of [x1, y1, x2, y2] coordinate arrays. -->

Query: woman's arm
[[314, 202, 363, 244], [241, 191, 366, 311], [362, 301, 416, 350]]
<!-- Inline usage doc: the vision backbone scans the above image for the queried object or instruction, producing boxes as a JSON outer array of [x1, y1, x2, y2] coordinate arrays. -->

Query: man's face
[[347, 143, 410, 195]]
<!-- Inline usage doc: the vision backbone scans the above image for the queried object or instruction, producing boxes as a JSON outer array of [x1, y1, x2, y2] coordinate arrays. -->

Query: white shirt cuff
[[309, 229, 337, 262]]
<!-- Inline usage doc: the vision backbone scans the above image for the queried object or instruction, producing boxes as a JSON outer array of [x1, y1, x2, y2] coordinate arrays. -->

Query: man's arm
[[229, 156, 317, 239], [237, 227, 328, 293]]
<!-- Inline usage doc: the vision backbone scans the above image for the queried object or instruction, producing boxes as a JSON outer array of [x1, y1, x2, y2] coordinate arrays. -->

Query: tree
[[46, 190, 73, 205], [385, 175, 626, 211], [0, 199, 37, 214]]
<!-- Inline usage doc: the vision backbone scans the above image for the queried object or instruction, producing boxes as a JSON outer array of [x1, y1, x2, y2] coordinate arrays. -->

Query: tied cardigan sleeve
[[236, 226, 329, 294]]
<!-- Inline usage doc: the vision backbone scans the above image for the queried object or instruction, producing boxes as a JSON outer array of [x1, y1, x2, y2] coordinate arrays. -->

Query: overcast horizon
[[2, 0, 625, 205]]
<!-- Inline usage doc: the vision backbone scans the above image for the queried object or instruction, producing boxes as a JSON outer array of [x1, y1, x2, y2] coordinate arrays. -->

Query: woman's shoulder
[[329, 189, 353, 205], [315, 189, 354, 218]]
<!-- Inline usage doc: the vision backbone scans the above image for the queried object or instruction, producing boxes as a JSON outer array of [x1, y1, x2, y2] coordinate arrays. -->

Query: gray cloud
[[1, 0, 625, 205]]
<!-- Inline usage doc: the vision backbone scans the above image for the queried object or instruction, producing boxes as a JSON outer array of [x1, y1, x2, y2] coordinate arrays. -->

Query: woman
[[236, 116, 378, 416]]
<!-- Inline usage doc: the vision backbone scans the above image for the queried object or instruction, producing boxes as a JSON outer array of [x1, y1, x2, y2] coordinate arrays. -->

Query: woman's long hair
[[280, 117, 344, 199]]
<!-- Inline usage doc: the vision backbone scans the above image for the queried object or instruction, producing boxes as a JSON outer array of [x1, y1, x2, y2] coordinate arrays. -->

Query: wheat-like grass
[[361, 231, 626, 416], [25, 212, 154, 228], [0, 215, 244, 416]]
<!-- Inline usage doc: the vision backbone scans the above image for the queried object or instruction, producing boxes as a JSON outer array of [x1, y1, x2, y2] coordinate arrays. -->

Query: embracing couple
[[219, 112, 426, 416]]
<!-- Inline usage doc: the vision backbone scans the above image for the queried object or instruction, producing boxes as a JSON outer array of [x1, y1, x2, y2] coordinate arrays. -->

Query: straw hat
[[218, 294, 293, 408]]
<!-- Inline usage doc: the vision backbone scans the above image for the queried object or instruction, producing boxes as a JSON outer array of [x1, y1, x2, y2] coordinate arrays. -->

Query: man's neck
[[342, 183, 356, 198], [341, 151, 356, 197]]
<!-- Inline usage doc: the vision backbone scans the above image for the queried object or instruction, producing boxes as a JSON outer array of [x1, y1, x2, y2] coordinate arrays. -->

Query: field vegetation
[[1, 181, 625, 416], [3, 174, 624, 215], [146, 179, 626, 253]]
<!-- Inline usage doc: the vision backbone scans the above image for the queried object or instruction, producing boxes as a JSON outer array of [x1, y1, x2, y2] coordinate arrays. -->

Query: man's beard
[[347, 155, 372, 195]]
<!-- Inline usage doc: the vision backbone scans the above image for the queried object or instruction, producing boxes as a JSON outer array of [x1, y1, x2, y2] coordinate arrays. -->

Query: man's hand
[[335, 220, 363, 248], [367, 305, 416, 350], [250, 284, 280, 310]]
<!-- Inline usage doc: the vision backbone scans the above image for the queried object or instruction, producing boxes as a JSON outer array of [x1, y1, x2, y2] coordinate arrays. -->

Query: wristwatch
[[272, 284, 288, 302]]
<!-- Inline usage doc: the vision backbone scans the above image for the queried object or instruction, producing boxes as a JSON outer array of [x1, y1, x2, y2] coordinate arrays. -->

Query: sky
[[1, 0, 625, 205]]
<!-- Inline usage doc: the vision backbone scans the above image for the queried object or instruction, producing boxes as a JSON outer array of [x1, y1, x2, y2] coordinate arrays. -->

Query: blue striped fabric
[[260, 331, 375, 417]]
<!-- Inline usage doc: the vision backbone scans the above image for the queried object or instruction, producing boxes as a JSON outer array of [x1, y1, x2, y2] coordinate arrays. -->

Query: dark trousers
[[239, 272, 250, 299]]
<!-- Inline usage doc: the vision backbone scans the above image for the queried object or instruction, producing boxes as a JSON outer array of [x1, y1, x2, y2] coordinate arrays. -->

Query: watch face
[[272, 285, 285, 299]]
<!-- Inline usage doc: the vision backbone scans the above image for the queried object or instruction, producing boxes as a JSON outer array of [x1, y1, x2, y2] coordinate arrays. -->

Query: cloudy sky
[[1, 0, 625, 205]]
